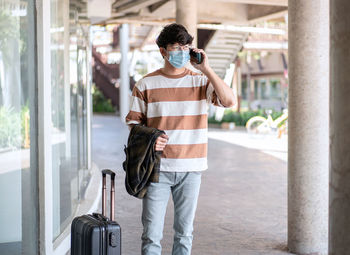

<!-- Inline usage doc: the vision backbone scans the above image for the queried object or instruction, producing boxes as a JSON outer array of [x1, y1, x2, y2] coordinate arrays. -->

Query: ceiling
[[69, 0, 287, 26]]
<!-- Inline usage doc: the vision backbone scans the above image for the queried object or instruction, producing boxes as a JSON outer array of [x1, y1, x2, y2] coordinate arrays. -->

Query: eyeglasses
[[168, 45, 191, 51]]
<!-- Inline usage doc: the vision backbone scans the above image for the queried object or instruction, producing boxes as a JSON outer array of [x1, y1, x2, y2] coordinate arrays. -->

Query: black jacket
[[122, 124, 165, 198]]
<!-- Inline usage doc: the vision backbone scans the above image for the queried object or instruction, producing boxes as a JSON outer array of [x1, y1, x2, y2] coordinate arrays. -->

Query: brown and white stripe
[[125, 68, 226, 172]]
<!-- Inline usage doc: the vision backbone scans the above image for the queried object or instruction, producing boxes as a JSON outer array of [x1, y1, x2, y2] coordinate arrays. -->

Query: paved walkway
[[92, 114, 294, 255]]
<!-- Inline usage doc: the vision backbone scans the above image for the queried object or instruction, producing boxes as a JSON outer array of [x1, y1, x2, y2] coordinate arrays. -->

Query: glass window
[[70, 8, 91, 202], [51, 2, 91, 240], [0, 1, 38, 254], [270, 79, 281, 99], [77, 46, 89, 195], [70, 24, 91, 201], [241, 80, 247, 100], [51, 0, 80, 240], [254, 80, 259, 99], [260, 80, 267, 99]]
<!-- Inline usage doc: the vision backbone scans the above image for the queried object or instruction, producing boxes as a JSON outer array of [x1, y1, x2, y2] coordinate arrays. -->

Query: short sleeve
[[202, 75, 225, 107], [125, 80, 147, 125]]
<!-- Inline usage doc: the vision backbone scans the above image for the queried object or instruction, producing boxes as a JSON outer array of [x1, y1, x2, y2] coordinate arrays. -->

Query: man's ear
[[160, 47, 166, 59]]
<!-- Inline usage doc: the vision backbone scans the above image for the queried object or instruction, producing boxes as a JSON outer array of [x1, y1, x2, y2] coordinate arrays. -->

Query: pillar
[[288, 1, 329, 254], [329, 1, 350, 254], [176, 0, 197, 47], [119, 23, 130, 123], [236, 59, 242, 113]]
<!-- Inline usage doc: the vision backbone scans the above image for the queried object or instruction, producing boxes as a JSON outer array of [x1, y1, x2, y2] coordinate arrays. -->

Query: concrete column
[[119, 24, 130, 123], [330, 1, 350, 254], [176, 0, 197, 47], [236, 60, 242, 113], [288, 1, 329, 254]]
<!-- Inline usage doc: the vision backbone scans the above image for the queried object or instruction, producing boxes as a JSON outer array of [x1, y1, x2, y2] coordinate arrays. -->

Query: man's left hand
[[190, 48, 210, 73]]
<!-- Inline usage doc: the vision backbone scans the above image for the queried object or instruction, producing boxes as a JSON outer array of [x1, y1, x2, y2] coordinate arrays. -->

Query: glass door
[[77, 45, 88, 199], [0, 1, 38, 254]]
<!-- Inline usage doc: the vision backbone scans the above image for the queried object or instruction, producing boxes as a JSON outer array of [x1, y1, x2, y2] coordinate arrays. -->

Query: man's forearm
[[128, 124, 136, 130], [203, 67, 236, 107]]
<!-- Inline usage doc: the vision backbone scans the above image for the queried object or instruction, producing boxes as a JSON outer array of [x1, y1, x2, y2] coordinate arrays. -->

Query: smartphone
[[189, 48, 203, 64]]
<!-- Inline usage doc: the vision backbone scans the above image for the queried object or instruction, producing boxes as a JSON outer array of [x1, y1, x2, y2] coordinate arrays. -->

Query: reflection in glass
[[70, 18, 91, 204], [51, 0, 81, 240], [51, 2, 91, 240], [0, 1, 38, 254]]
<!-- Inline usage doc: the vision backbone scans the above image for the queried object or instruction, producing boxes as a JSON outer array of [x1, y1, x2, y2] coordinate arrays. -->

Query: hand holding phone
[[190, 48, 203, 64]]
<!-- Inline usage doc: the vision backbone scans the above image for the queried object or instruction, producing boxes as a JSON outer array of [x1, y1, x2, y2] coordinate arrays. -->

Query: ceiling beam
[[100, 0, 287, 26], [248, 4, 287, 21], [248, 9, 287, 24], [215, 0, 287, 6], [148, 0, 169, 13], [70, 0, 86, 10], [115, 0, 162, 13], [112, 0, 131, 8], [103, 18, 174, 25], [105, 11, 142, 23]]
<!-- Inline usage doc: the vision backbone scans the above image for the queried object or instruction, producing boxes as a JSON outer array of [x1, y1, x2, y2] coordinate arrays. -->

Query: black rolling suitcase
[[71, 169, 121, 255]]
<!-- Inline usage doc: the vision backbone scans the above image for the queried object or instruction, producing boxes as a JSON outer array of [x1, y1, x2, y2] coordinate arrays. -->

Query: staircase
[[92, 46, 135, 112], [204, 30, 248, 79]]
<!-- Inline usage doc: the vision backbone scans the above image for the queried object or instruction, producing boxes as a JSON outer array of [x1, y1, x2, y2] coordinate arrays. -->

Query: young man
[[125, 23, 236, 255]]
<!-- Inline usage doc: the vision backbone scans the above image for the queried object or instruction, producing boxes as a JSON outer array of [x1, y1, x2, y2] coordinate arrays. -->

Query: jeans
[[141, 171, 202, 255]]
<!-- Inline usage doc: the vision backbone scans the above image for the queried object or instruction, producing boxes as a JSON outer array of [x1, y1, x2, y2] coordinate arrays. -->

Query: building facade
[[0, 0, 95, 254]]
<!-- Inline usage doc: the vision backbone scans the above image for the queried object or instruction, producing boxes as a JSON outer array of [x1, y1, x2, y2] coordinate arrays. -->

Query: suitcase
[[71, 169, 121, 255]]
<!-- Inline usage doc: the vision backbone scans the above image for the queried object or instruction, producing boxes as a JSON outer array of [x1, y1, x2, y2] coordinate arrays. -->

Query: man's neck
[[160, 62, 186, 76]]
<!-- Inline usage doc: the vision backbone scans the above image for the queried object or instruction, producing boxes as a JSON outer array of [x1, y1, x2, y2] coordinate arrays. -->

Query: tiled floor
[[92, 114, 294, 255]]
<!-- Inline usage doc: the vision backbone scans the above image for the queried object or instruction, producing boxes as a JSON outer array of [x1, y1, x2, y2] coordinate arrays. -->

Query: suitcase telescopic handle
[[102, 169, 116, 221]]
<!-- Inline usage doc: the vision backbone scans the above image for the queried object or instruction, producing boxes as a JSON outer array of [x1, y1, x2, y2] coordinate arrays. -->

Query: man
[[125, 23, 236, 255]]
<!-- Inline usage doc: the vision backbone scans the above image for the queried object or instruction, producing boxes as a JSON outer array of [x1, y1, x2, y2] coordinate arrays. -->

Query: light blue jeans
[[141, 171, 202, 255]]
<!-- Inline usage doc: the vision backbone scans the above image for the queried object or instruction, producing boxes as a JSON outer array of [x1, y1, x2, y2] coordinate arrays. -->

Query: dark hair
[[156, 23, 194, 49]]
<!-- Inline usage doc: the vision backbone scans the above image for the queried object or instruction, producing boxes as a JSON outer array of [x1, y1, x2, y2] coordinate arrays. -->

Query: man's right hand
[[155, 134, 169, 151]]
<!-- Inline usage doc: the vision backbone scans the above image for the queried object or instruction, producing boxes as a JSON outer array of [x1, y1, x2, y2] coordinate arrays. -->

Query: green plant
[[0, 104, 32, 150], [0, 106, 21, 149], [208, 109, 283, 127], [0, 9, 19, 68], [92, 85, 115, 113]]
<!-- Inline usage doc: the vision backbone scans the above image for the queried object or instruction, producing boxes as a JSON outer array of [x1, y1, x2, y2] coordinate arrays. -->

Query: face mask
[[165, 50, 190, 68]]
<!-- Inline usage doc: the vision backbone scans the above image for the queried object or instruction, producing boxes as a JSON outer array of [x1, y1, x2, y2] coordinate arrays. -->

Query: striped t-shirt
[[125, 67, 227, 172]]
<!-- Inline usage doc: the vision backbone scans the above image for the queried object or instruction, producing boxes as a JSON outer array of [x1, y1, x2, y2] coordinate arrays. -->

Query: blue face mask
[[166, 50, 190, 68]]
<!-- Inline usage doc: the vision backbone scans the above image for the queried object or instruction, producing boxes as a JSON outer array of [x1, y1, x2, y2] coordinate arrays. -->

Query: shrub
[[208, 109, 283, 126], [92, 85, 115, 113], [0, 106, 21, 149]]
